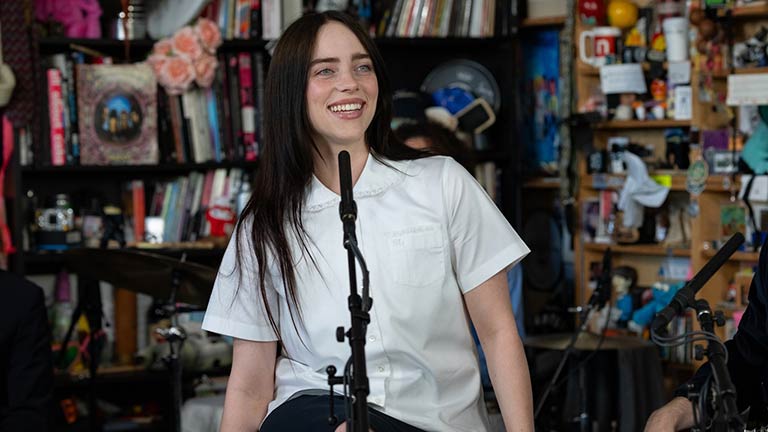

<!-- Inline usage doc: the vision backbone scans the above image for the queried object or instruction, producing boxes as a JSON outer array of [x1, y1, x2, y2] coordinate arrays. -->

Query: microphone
[[338, 151, 357, 224], [652, 232, 745, 333]]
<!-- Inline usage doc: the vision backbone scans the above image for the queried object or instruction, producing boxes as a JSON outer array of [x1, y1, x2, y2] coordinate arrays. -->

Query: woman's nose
[[336, 70, 359, 92]]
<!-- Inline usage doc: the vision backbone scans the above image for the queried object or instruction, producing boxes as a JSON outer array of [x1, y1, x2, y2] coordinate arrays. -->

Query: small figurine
[[579, 0, 606, 26], [100, 205, 126, 249], [612, 266, 638, 328]]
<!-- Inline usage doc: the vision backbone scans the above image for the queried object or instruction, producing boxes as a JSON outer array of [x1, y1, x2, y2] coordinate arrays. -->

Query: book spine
[[46, 69, 67, 166], [226, 54, 244, 160], [250, 0, 263, 39], [252, 51, 265, 150], [132, 180, 146, 242], [238, 53, 258, 161]]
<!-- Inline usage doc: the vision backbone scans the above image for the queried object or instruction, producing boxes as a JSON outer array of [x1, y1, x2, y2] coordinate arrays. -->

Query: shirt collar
[[306, 152, 410, 212]]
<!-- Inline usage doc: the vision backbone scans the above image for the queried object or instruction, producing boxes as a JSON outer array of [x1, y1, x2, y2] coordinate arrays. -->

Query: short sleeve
[[441, 158, 530, 293], [202, 219, 280, 341]]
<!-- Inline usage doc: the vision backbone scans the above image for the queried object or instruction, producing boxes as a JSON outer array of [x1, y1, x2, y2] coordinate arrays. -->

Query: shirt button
[[368, 335, 376, 342], [377, 366, 385, 373]]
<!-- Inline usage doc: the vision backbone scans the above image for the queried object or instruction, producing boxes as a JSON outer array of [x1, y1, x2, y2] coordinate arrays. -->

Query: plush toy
[[35, 0, 102, 38], [612, 266, 638, 327], [630, 281, 684, 329]]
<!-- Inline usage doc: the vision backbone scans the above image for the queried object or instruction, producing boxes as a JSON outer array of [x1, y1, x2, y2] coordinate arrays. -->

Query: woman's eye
[[316, 68, 333, 76], [357, 64, 372, 73]]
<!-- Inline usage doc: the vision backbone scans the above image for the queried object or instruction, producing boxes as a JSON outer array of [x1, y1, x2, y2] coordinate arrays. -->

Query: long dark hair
[[234, 11, 426, 340]]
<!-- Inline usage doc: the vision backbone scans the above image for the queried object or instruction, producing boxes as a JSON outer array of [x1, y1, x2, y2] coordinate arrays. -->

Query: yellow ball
[[608, 0, 639, 29]]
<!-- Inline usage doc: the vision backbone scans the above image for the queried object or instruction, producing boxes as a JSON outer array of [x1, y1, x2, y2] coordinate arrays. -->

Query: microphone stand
[[327, 151, 371, 432], [534, 248, 611, 432], [691, 299, 743, 432], [649, 233, 746, 431]]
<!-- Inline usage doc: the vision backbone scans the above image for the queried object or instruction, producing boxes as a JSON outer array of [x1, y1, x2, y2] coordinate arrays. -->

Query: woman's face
[[306, 21, 378, 152]]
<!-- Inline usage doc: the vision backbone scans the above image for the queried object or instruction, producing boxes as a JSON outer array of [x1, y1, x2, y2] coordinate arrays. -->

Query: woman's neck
[[313, 145, 369, 195]]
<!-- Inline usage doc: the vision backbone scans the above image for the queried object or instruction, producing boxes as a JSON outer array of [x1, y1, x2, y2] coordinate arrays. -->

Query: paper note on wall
[[668, 61, 691, 85], [727, 74, 768, 106], [600, 64, 648, 94]]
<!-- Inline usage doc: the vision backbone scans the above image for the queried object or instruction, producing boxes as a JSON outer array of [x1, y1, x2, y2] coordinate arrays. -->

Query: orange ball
[[608, 0, 639, 29]]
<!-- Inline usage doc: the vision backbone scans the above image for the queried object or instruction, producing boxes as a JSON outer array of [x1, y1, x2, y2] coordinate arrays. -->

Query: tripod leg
[[79, 276, 105, 432], [57, 299, 83, 369]]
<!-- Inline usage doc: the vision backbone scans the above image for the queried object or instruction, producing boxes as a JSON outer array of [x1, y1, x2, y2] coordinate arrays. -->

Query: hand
[[644, 397, 695, 432]]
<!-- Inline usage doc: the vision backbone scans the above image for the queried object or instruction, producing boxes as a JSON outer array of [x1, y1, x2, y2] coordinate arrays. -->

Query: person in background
[[0, 270, 53, 431], [203, 10, 533, 432], [644, 238, 768, 431]]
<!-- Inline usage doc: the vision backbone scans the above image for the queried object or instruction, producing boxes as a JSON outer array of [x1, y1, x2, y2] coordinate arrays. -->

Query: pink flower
[[159, 56, 195, 95], [146, 54, 168, 76], [152, 38, 174, 56], [172, 27, 203, 60], [195, 18, 222, 53], [194, 54, 218, 88]]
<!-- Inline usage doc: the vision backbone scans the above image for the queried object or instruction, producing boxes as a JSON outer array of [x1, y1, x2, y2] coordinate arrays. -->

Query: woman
[[203, 11, 533, 432]]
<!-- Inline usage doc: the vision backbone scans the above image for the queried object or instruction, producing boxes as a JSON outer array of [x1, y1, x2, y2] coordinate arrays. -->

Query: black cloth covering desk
[[526, 333, 664, 432]]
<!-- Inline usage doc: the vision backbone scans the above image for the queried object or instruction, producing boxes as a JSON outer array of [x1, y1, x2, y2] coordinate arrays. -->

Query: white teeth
[[330, 103, 362, 112]]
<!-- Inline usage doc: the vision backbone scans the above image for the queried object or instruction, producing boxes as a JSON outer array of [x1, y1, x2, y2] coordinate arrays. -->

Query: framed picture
[[77, 63, 158, 165]]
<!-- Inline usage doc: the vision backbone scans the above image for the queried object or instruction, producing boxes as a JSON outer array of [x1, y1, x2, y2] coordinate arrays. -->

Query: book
[[76, 63, 159, 165], [46, 68, 67, 166]]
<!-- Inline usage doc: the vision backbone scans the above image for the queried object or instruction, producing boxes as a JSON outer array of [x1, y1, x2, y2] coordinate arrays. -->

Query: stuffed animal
[[35, 0, 102, 38], [630, 281, 684, 329]]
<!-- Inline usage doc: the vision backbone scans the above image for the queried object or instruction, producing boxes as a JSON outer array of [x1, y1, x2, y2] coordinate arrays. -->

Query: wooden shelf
[[523, 176, 561, 189], [21, 160, 258, 176], [584, 173, 738, 192], [584, 242, 690, 257], [578, 62, 665, 76], [712, 66, 768, 79], [720, 4, 768, 19], [374, 37, 511, 49], [520, 16, 566, 28], [38, 37, 268, 53], [702, 247, 760, 262], [594, 120, 691, 129]]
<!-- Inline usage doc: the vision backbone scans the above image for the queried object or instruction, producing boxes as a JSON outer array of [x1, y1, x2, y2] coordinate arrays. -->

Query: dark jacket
[[0, 270, 53, 432], [675, 240, 768, 425]]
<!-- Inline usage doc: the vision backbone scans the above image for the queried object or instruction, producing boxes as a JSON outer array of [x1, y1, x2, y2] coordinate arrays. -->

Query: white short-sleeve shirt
[[203, 154, 530, 431]]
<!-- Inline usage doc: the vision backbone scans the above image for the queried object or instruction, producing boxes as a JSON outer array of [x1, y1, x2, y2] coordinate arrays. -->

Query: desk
[[525, 333, 665, 432]]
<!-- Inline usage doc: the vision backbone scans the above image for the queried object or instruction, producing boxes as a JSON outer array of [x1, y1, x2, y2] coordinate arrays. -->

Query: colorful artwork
[[522, 30, 560, 174], [76, 63, 158, 165], [720, 205, 747, 240]]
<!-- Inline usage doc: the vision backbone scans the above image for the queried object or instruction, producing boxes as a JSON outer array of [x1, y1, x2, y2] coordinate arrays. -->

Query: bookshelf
[[3, 3, 524, 429], [567, 3, 768, 380]]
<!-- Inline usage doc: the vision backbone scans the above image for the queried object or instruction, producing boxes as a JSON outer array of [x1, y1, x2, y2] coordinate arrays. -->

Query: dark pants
[[261, 395, 426, 432]]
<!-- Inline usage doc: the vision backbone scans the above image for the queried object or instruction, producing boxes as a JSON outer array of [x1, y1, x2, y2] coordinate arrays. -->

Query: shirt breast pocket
[[387, 225, 445, 287]]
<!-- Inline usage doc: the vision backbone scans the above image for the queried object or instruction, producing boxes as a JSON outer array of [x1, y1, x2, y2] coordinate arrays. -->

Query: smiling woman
[[202, 10, 534, 432]]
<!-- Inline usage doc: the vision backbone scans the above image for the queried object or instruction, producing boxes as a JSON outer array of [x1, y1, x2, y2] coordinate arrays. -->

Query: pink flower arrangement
[[147, 18, 223, 96]]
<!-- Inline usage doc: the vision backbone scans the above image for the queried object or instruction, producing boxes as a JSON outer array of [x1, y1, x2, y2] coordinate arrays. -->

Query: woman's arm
[[465, 269, 533, 432], [220, 338, 277, 432]]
